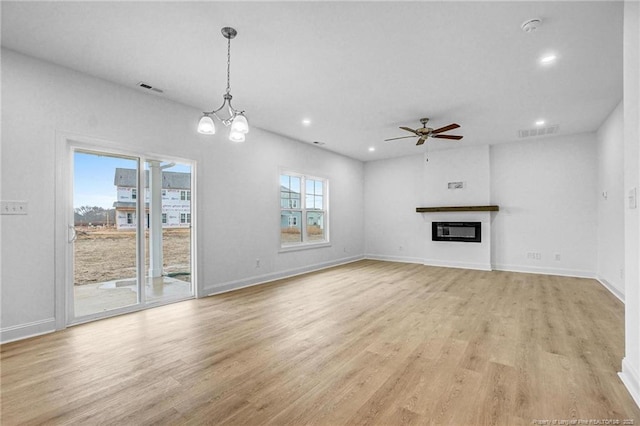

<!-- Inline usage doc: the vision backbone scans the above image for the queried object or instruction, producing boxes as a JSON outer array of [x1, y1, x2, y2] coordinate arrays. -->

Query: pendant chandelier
[[197, 27, 249, 142]]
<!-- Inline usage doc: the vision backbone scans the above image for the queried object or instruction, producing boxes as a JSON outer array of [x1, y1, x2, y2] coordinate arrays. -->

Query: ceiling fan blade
[[399, 126, 419, 135], [384, 135, 418, 141], [431, 123, 460, 134], [416, 137, 427, 146], [433, 134, 463, 140]]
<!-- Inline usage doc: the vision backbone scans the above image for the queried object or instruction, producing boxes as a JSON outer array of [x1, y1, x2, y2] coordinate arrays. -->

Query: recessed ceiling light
[[368, 147, 375, 152], [540, 54, 557, 65], [535, 119, 545, 126], [302, 119, 311, 126]]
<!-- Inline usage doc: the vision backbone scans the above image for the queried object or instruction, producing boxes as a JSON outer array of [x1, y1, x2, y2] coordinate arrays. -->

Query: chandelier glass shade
[[198, 27, 249, 141]]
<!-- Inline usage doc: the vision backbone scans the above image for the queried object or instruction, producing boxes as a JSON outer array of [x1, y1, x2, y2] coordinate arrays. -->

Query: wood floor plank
[[2, 260, 639, 425]]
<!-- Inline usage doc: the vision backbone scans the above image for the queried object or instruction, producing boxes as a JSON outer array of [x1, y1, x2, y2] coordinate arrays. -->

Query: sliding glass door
[[70, 148, 194, 321]]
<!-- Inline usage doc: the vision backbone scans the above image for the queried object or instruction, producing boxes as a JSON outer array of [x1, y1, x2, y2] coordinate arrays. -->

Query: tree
[[74, 206, 115, 226]]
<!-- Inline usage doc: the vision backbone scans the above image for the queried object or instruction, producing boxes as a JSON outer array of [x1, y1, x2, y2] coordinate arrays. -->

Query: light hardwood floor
[[2, 260, 639, 425]]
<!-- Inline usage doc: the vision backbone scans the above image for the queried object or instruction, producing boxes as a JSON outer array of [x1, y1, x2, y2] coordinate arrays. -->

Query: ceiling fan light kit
[[197, 26, 250, 141], [385, 117, 463, 146], [521, 18, 542, 33]]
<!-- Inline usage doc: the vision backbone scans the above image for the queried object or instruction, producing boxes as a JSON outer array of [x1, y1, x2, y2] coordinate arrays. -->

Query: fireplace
[[432, 222, 481, 243]]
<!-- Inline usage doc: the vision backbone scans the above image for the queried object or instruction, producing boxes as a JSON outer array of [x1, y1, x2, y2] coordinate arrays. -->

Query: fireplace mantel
[[416, 205, 499, 213]]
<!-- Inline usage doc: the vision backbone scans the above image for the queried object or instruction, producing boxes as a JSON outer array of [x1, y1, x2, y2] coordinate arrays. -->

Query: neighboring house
[[280, 184, 301, 229], [113, 168, 191, 230]]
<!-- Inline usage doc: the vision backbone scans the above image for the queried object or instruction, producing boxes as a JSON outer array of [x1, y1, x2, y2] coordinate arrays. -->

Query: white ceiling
[[1, 1, 623, 162]]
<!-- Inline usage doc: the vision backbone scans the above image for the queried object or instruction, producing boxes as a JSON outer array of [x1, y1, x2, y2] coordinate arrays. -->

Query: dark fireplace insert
[[432, 222, 481, 243]]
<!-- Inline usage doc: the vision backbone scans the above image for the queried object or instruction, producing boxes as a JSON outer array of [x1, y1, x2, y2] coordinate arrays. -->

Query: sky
[[74, 151, 191, 209]]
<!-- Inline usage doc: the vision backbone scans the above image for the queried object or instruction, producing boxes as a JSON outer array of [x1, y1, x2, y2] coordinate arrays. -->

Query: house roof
[[114, 168, 191, 189], [280, 185, 299, 196]]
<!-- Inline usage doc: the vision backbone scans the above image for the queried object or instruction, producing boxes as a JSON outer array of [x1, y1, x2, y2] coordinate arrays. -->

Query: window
[[162, 213, 167, 224], [180, 213, 191, 224], [126, 212, 134, 224], [180, 190, 191, 201], [280, 172, 327, 246], [131, 188, 137, 200]]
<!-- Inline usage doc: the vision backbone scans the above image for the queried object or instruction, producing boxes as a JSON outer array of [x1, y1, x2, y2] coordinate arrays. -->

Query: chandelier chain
[[226, 36, 231, 95]]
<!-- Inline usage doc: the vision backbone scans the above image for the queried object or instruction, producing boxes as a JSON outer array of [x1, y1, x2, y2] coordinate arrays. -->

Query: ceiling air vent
[[136, 81, 164, 94], [518, 125, 559, 139]]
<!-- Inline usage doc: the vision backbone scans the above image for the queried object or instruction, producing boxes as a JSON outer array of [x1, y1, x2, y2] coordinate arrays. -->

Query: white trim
[[364, 257, 597, 278], [620, 358, 640, 409], [424, 258, 492, 271], [278, 169, 329, 248], [279, 241, 331, 253], [205, 255, 363, 296], [364, 254, 425, 265], [492, 263, 595, 278], [597, 276, 625, 303], [0, 318, 56, 344]]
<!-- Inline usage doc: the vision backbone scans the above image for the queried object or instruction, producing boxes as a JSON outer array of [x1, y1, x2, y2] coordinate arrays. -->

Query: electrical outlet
[[1, 200, 28, 215], [256, 258, 261, 268]]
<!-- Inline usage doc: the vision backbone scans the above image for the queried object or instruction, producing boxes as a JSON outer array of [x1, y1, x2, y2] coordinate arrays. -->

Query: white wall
[[364, 135, 598, 277], [0, 48, 364, 342], [422, 145, 492, 270], [620, 0, 640, 409], [596, 102, 625, 299], [491, 133, 598, 277], [364, 154, 424, 263], [423, 145, 490, 206]]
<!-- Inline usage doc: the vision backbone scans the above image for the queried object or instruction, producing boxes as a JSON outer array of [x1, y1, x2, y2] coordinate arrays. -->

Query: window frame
[[279, 170, 329, 251]]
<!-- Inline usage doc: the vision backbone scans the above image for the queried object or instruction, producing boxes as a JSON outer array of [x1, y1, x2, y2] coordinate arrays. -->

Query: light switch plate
[[1, 200, 28, 215]]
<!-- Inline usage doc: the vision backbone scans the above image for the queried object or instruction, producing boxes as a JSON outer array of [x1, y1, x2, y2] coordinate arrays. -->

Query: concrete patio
[[74, 276, 193, 317]]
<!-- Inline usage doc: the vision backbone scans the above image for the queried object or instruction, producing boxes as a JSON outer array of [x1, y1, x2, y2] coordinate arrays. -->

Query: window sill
[[279, 241, 331, 253]]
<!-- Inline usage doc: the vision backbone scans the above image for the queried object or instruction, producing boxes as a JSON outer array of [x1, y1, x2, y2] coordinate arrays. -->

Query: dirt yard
[[74, 227, 191, 285]]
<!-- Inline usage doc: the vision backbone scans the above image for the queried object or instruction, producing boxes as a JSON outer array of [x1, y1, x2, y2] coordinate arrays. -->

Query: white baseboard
[[620, 358, 640, 409], [423, 258, 492, 271], [597, 276, 625, 303], [492, 263, 595, 279], [364, 254, 425, 264], [204, 255, 364, 296], [1, 317, 56, 344], [365, 255, 491, 271]]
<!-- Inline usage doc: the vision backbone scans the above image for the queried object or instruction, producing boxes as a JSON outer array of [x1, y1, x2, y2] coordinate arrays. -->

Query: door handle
[[68, 225, 77, 243]]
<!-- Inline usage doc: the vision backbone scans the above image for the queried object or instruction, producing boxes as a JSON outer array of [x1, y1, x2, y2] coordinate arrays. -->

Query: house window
[[162, 213, 167, 224], [126, 213, 134, 224], [131, 188, 137, 200], [180, 213, 191, 224], [280, 172, 328, 246], [180, 190, 191, 201]]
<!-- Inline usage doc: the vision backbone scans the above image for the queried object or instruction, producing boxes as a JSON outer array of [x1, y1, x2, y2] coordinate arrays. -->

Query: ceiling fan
[[385, 118, 463, 145]]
